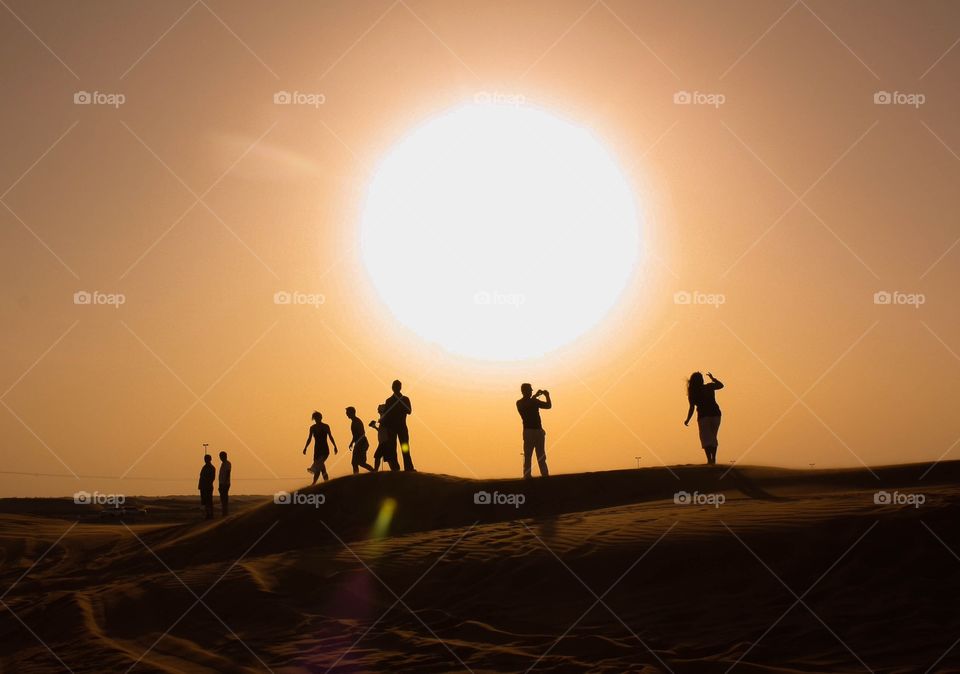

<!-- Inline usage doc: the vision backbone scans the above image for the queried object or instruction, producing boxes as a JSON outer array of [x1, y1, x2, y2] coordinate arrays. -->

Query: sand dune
[[1, 462, 958, 673]]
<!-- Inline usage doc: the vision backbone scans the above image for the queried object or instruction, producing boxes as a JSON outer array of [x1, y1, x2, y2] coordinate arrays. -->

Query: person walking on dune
[[198, 454, 215, 519], [684, 371, 724, 465], [517, 383, 551, 478], [303, 411, 338, 484], [346, 406, 375, 474], [382, 380, 415, 471], [218, 451, 231, 517]]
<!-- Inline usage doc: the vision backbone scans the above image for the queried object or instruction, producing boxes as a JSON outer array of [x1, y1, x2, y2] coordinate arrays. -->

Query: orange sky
[[2, 0, 959, 496]]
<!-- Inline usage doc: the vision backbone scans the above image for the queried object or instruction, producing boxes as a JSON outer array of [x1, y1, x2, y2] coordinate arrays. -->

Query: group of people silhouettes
[[302, 379, 415, 484], [197, 451, 231, 519], [197, 372, 726, 515]]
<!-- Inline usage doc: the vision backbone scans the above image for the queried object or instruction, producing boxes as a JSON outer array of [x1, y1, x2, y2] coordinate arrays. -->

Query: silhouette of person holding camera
[[517, 383, 551, 478]]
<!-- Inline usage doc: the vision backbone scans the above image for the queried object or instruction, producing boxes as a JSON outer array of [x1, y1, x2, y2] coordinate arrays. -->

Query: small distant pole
[[809, 463, 815, 469], [634, 456, 642, 469], [202, 442, 209, 459]]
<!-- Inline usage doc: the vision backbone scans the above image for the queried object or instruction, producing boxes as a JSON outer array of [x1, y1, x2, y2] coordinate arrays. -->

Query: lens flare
[[372, 497, 398, 539]]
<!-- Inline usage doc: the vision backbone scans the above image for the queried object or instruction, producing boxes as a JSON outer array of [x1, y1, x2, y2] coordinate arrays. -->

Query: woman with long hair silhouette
[[684, 372, 724, 465]]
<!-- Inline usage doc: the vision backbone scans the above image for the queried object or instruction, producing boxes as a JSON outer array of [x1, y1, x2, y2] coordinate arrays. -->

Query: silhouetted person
[[218, 451, 231, 517], [684, 371, 724, 465], [303, 411, 338, 484], [371, 404, 400, 472], [198, 454, 215, 519], [382, 379, 415, 471], [346, 406, 375, 474], [517, 383, 551, 478]]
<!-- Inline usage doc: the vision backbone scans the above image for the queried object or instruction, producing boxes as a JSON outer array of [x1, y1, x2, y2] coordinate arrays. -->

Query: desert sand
[[1, 462, 958, 673]]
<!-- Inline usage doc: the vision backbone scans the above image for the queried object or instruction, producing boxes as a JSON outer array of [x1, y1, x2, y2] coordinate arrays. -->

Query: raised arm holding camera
[[516, 383, 551, 479]]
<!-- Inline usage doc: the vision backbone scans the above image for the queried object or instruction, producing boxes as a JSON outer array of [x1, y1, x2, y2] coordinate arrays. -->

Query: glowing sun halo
[[361, 102, 641, 361]]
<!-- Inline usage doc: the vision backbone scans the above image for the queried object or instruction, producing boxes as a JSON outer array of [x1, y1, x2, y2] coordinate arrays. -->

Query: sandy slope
[[1, 463, 958, 673]]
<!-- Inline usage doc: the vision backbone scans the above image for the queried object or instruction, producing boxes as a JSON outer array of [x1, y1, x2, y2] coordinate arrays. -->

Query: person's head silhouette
[[521, 383, 533, 398], [218, 451, 227, 461], [392, 380, 402, 394], [345, 406, 356, 419], [687, 372, 705, 401], [312, 411, 323, 423], [204, 454, 212, 464]]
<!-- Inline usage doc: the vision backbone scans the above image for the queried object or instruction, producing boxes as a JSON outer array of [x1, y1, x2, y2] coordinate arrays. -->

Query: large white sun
[[360, 102, 641, 361]]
